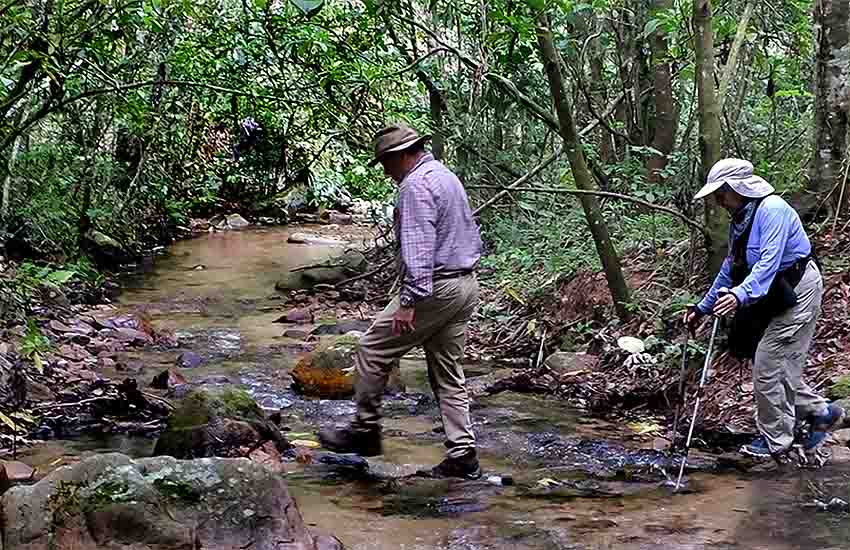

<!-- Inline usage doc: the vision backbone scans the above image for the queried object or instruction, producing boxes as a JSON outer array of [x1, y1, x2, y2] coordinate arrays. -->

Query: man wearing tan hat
[[319, 124, 484, 479], [684, 158, 843, 463]]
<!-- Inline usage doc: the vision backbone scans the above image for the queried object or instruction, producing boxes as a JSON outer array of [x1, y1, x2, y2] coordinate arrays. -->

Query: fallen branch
[[33, 396, 112, 410], [466, 185, 710, 239]]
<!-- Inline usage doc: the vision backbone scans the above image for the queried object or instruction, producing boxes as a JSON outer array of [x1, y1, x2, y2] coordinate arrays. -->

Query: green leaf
[[290, 0, 324, 16], [642, 18, 661, 38], [46, 270, 76, 284], [0, 411, 19, 432], [33, 353, 44, 374]]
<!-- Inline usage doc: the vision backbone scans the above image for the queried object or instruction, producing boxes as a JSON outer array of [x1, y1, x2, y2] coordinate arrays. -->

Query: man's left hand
[[713, 292, 739, 317], [392, 306, 416, 335]]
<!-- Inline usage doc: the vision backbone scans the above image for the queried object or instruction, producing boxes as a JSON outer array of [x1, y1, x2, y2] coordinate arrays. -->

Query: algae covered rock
[[154, 387, 290, 459], [290, 335, 404, 399], [1, 452, 343, 550]]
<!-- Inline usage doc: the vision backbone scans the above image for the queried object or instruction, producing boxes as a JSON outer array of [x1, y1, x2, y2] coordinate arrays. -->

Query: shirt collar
[[401, 153, 434, 183]]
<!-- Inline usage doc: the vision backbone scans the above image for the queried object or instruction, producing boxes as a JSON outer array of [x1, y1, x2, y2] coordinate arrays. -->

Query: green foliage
[[20, 319, 50, 373]]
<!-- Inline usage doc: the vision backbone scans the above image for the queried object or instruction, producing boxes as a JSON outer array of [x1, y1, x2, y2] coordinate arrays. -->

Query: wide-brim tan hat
[[694, 158, 775, 200], [368, 124, 431, 167]]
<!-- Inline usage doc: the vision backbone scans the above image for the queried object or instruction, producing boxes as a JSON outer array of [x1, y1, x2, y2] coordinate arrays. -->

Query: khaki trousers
[[354, 275, 479, 458], [753, 261, 828, 453]]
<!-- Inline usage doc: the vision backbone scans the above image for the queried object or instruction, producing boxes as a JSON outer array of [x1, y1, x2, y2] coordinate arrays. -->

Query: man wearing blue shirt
[[684, 158, 843, 461]]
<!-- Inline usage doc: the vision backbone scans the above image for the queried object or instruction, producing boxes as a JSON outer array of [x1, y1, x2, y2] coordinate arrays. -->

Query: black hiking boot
[[418, 449, 482, 480], [318, 423, 382, 456]]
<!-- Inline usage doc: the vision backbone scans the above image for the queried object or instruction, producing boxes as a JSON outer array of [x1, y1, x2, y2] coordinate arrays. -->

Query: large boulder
[[82, 229, 127, 266], [543, 352, 600, 375], [290, 335, 404, 399], [209, 213, 250, 230], [275, 250, 367, 291], [0, 452, 343, 550], [154, 387, 290, 459]]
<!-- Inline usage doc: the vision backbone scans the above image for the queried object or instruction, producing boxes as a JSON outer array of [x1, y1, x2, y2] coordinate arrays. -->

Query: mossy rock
[[275, 250, 368, 291], [1, 453, 340, 550], [154, 387, 288, 459], [290, 335, 404, 399], [827, 376, 850, 401]]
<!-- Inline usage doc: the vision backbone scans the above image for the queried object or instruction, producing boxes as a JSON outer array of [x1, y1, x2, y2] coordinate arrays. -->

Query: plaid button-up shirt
[[395, 153, 483, 306]]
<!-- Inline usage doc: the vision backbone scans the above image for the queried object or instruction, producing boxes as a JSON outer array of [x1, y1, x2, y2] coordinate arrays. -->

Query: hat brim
[[368, 135, 431, 167], [693, 180, 726, 200], [693, 175, 775, 201]]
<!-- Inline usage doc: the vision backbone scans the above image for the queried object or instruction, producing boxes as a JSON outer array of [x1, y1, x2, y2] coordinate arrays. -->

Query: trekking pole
[[670, 327, 691, 451], [674, 315, 721, 492]]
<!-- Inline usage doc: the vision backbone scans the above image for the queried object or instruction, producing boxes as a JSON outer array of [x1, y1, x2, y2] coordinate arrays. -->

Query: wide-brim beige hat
[[368, 124, 431, 167], [694, 158, 775, 200]]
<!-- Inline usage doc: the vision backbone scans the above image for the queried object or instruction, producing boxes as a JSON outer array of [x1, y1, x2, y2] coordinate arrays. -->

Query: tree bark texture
[[803, 0, 850, 218], [647, 0, 679, 183], [694, 0, 727, 272], [536, 14, 632, 321]]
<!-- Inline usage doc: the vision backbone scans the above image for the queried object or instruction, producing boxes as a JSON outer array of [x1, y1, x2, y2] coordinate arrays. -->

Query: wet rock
[[1, 460, 35, 484], [275, 250, 367, 291], [287, 232, 346, 246], [26, 378, 56, 401], [467, 368, 516, 398], [290, 335, 404, 399], [195, 375, 233, 386], [543, 351, 599, 375], [150, 369, 188, 390], [83, 229, 127, 265], [176, 351, 204, 369], [111, 327, 153, 345], [57, 343, 92, 362], [521, 476, 660, 500], [277, 307, 314, 324], [283, 328, 311, 339], [310, 319, 372, 336], [327, 212, 353, 225], [1, 452, 340, 550], [209, 213, 250, 230], [97, 356, 116, 370], [226, 213, 250, 228], [154, 387, 290, 459]]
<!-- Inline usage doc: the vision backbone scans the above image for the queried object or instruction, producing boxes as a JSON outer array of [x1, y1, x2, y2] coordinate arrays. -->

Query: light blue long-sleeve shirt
[[697, 195, 811, 315]]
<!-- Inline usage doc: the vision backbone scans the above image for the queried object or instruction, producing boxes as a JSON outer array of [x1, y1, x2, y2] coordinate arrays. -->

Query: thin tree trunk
[[1, 106, 28, 220], [694, 0, 726, 271], [647, 0, 679, 183], [589, 23, 615, 162], [802, 0, 850, 218], [717, 0, 754, 113], [536, 13, 632, 321]]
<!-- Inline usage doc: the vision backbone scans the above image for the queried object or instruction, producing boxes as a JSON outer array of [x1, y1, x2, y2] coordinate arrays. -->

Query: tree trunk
[[802, 0, 850, 218], [694, 0, 727, 272], [1, 104, 30, 220], [647, 0, 679, 183], [589, 25, 615, 163], [536, 14, 632, 321], [429, 87, 446, 160]]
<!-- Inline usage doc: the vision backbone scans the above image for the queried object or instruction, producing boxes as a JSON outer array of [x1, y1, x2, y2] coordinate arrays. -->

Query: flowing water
[[15, 226, 850, 549]]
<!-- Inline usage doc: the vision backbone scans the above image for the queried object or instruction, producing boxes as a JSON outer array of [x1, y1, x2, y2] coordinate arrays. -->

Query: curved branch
[[466, 184, 711, 240], [472, 147, 562, 216]]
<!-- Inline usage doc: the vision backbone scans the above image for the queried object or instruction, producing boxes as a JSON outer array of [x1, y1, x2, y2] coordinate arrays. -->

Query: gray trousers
[[754, 261, 828, 453], [354, 275, 479, 458]]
